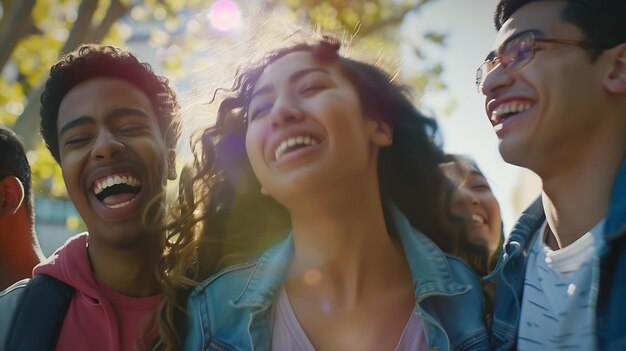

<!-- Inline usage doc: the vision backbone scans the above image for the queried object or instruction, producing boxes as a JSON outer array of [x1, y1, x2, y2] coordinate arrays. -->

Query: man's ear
[[604, 43, 626, 94], [167, 149, 177, 180], [368, 119, 393, 147], [0, 176, 25, 217]]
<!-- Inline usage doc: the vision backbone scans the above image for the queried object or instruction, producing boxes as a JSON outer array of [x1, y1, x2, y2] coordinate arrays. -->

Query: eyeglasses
[[476, 31, 589, 93]]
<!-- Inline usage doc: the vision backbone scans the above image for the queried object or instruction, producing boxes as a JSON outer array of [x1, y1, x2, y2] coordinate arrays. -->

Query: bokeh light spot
[[303, 268, 323, 286], [66, 216, 80, 230], [208, 0, 241, 32]]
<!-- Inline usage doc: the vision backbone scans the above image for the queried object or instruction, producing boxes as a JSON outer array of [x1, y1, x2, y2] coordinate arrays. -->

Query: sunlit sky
[[402, 0, 539, 233]]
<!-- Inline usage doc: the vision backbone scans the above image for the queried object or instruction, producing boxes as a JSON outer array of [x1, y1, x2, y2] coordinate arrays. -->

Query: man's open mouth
[[491, 101, 533, 125], [93, 173, 142, 209]]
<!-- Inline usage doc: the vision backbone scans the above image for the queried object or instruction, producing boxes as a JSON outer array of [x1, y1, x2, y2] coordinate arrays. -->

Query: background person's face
[[441, 161, 502, 256]]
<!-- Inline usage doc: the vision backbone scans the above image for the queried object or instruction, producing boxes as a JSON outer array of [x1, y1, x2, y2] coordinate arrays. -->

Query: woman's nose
[[270, 96, 303, 129], [453, 187, 480, 214]]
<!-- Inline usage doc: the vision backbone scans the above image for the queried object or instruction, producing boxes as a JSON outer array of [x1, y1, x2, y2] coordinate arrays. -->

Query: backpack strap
[[7, 275, 75, 350]]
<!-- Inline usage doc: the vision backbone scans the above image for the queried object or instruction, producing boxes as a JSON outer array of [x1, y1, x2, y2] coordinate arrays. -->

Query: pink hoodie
[[34, 233, 160, 351]]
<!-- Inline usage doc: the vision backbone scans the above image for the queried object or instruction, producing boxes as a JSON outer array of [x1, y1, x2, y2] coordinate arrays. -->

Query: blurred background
[[0, 0, 540, 256]]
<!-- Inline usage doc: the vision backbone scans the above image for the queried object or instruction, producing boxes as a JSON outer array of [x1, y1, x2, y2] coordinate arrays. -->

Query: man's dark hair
[[40, 44, 181, 163], [0, 125, 33, 220], [494, 0, 626, 59]]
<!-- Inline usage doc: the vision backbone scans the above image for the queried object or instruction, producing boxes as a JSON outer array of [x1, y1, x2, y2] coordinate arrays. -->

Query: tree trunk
[[85, 0, 130, 43], [0, 0, 36, 72], [12, 0, 99, 150]]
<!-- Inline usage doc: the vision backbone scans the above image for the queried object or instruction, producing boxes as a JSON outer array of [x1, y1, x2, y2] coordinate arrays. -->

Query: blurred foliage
[[0, 0, 446, 201], [264, 0, 435, 36], [28, 141, 66, 198], [0, 0, 219, 199]]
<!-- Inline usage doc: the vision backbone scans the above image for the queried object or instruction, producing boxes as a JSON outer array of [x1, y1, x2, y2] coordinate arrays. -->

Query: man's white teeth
[[106, 198, 135, 209], [471, 214, 485, 224], [274, 135, 319, 161], [491, 101, 533, 122], [94, 174, 141, 195]]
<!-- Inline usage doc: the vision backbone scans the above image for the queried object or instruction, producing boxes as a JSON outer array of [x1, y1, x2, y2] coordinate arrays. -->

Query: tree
[[0, 0, 444, 197], [0, 0, 213, 196]]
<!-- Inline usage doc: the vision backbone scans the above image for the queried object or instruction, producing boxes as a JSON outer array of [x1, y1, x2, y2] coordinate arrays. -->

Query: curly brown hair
[[156, 34, 481, 350]]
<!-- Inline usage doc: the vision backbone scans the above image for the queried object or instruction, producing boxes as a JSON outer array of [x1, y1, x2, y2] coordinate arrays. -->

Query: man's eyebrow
[[59, 116, 95, 137], [250, 68, 331, 102], [520, 29, 544, 37], [105, 107, 151, 121], [485, 29, 545, 61], [59, 107, 151, 137]]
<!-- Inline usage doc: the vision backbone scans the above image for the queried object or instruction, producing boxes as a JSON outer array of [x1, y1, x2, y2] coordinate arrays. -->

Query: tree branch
[[0, 0, 17, 32], [60, 0, 98, 53], [358, 7, 413, 37], [0, 0, 35, 73], [86, 0, 131, 43], [13, 0, 99, 150], [356, 0, 434, 37]]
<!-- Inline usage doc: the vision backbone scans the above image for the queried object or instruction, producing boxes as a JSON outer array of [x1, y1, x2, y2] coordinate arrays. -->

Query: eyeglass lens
[[476, 32, 535, 90]]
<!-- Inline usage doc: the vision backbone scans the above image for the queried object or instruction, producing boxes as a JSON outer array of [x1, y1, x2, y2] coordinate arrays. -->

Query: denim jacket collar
[[231, 204, 471, 308], [231, 236, 293, 308], [493, 156, 626, 250], [484, 197, 544, 284], [605, 157, 626, 237], [490, 158, 626, 351], [500, 198, 543, 262], [389, 203, 471, 300]]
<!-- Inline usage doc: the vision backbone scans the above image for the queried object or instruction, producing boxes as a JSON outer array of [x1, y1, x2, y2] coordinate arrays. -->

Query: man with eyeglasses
[[478, 0, 626, 350]]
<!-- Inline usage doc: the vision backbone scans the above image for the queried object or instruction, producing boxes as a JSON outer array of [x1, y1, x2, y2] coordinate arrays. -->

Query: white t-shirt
[[271, 286, 427, 351], [517, 219, 605, 350]]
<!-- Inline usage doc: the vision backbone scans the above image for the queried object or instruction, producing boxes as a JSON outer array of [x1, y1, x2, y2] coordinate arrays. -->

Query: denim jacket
[[489, 158, 626, 351], [184, 205, 490, 351]]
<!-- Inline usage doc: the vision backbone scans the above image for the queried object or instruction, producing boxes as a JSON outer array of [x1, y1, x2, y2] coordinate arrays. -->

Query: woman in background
[[441, 154, 504, 274], [441, 154, 505, 328]]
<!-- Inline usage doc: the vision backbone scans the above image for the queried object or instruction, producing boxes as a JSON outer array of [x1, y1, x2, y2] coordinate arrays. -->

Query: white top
[[271, 286, 427, 351], [517, 219, 605, 351]]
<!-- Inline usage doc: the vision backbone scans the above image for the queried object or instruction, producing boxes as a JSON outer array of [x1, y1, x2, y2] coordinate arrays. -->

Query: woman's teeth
[[274, 135, 319, 161], [471, 214, 485, 224]]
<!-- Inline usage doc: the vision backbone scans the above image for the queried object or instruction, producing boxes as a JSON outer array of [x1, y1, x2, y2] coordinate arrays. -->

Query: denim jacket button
[[504, 241, 522, 258], [507, 241, 521, 252]]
